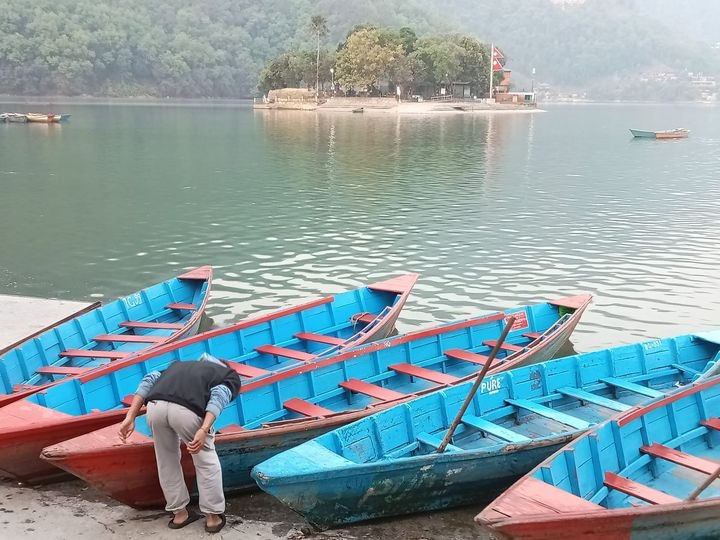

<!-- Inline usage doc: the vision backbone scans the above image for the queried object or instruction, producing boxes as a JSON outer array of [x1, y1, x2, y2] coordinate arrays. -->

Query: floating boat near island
[[251, 332, 720, 529], [475, 367, 720, 540], [1, 112, 70, 123], [0, 273, 417, 483], [0, 112, 28, 123], [629, 128, 689, 139], [40, 294, 590, 508], [0, 265, 213, 408]]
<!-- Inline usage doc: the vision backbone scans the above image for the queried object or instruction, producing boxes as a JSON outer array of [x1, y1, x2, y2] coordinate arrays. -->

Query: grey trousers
[[146, 400, 225, 514]]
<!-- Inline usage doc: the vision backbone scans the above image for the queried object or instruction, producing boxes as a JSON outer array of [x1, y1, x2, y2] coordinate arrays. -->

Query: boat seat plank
[[462, 415, 532, 443], [93, 333, 165, 343], [284, 398, 333, 418], [255, 345, 316, 362], [120, 321, 184, 330], [340, 379, 405, 401], [701, 418, 720, 431], [417, 432, 462, 452], [294, 332, 346, 346], [493, 477, 604, 517], [13, 383, 38, 392], [604, 472, 681, 505], [165, 302, 197, 310], [601, 377, 663, 398], [557, 387, 632, 412], [523, 332, 543, 340], [225, 361, 270, 379], [483, 340, 524, 353], [671, 363, 700, 376], [444, 348, 489, 366], [60, 349, 130, 360], [640, 443, 719, 475], [389, 363, 459, 385], [121, 395, 135, 407], [506, 399, 591, 429], [351, 313, 376, 325], [35, 366, 91, 376]]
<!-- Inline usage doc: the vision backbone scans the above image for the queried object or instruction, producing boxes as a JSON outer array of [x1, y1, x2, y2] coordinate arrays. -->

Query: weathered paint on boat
[[251, 332, 720, 528], [40, 294, 591, 507], [0, 274, 416, 483], [629, 128, 690, 139], [0, 266, 213, 408], [476, 361, 720, 540]]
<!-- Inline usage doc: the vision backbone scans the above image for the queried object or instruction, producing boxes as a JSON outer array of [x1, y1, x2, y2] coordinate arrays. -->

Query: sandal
[[167, 510, 201, 529], [205, 513, 226, 534]]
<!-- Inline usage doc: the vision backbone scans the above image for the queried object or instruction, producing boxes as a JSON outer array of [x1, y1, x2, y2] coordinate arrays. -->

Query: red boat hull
[[0, 401, 127, 483], [477, 499, 720, 540]]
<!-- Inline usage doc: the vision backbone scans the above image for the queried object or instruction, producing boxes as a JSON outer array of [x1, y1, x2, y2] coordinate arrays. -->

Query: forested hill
[[0, 0, 717, 98]]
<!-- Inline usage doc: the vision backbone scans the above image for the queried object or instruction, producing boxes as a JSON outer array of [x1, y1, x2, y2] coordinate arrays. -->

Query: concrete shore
[[254, 97, 540, 114], [0, 294, 482, 539]]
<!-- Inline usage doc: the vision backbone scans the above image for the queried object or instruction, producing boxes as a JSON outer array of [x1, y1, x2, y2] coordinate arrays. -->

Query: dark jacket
[[146, 360, 241, 417]]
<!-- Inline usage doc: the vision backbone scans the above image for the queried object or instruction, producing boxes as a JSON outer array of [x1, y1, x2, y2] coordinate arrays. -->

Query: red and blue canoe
[[476, 342, 720, 540], [0, 273, 417, 483], [0, 266, 213, 407]]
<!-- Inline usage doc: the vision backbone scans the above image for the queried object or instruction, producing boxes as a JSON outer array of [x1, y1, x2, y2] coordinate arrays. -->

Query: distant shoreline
[[0, 95, 715, 108]]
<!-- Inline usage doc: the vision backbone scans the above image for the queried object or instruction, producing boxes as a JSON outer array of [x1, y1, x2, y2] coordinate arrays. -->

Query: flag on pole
[[492, 46, 504, 59], [492, 58, 504, 71]]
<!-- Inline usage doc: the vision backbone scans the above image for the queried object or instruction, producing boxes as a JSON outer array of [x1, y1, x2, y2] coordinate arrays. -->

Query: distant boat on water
[[1, 112, 70, 123], [25, 113, 70, 123], [0, 113, 28, 123], [629, 128, 689, 139]]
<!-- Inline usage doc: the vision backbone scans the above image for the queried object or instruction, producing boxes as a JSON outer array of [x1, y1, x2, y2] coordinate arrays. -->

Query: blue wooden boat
[[0, 266, 213, 407], [630, 128, 689, 139], [250, 331, 720, 529], [476, 369, 720, 540], [40, 294, 591, 507], [1, 273, 416, 483]]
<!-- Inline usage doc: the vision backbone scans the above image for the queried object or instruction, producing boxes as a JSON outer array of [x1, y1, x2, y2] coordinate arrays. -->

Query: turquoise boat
[[476, 374, 720, 540], [40, 294, 590, 508], [251, 331, 720, 529], [629, 128, 689, 139], [0, 266, 213, 407]]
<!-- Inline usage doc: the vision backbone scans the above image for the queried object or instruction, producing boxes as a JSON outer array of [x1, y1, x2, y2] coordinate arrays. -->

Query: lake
[[1, 101, 719, 353]]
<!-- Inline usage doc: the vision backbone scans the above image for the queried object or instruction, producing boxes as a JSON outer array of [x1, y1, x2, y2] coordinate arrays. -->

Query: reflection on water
[[1, 102, 720, 352]]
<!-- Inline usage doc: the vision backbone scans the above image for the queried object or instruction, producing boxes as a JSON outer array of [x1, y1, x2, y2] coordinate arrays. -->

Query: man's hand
[[118, 417, 135, 442], [187, 428, 208, 454]]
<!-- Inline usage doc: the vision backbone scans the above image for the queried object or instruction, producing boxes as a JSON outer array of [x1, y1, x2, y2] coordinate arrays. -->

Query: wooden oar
[[687, 463, 720, 501], [437, 315, 517, 453]]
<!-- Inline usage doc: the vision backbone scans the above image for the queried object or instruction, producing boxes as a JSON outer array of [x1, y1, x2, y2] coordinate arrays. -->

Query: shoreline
[[254, 99, 542, 114]]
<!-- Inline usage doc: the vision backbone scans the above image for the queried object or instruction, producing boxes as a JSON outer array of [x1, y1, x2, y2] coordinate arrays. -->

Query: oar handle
[[687, 463, 720, 501], [437, 315, 517, 453]]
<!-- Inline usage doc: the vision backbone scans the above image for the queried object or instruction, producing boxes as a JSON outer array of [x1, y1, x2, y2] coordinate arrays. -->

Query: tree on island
[[335, 28, 403, 94], [310, 15, 328, 102]]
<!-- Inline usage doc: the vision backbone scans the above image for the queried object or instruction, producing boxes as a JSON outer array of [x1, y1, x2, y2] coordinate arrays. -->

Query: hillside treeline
[[0, 0, 717, 98]]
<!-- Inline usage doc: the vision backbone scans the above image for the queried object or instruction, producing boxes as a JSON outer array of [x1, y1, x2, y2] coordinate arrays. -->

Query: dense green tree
[[309, 14, 328, 101], [335, 28, 403, 92]]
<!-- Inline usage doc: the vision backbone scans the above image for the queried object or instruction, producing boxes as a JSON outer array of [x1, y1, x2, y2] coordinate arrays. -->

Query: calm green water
[[2, 101, 720, 352]]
